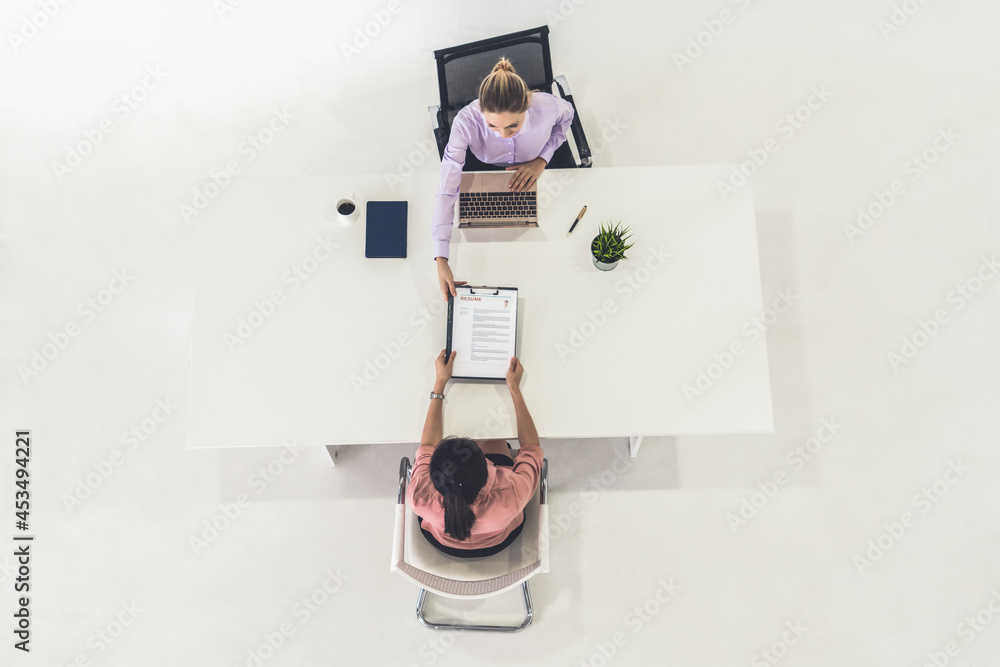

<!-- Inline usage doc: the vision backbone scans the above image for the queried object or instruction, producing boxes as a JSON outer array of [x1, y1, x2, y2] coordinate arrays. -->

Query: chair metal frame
[[427, 25, 592, 170], [395, 456, 548, 632]]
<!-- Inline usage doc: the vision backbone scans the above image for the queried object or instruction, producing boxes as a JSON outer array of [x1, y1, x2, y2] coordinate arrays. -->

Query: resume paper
[[450, 288, 517, 380]]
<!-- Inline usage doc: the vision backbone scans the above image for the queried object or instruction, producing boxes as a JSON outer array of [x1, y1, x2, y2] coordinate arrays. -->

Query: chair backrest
[[433, 26, 554, 131]]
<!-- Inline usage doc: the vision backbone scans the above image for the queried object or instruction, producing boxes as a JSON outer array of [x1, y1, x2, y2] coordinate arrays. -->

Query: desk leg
[[628, 436, 643, 458], [323, 446, 337, 467]]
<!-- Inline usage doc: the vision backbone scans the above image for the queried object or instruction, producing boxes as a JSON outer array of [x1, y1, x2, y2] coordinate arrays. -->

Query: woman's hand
[[505, 356, 524, 391], [435, 349, 456, 386], [436, 258, 467, 302], [505, 157, 546, 192]]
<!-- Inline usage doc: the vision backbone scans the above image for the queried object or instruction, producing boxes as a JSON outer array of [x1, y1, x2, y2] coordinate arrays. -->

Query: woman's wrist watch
[[429, 390, 445, 400]]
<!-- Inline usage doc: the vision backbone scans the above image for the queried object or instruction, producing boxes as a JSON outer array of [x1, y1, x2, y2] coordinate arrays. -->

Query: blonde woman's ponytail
[[479, 57, 533, 114], [492, 58, 515, 74]]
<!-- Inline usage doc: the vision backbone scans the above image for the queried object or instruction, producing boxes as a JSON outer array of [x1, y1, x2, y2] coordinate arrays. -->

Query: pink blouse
[[407, 443, 544, 550]]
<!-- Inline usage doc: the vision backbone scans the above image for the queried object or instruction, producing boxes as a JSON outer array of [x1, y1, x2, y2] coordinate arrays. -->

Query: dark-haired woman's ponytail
[[430, 436, 488, 541], [441, 485, 476, 541]]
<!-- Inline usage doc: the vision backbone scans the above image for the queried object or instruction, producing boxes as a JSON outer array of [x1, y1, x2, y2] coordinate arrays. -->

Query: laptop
[[458, 171, 538, 228]]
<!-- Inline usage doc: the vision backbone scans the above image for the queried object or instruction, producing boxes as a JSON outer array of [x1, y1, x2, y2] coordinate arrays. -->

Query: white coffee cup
[[336, 194, 359, 226]]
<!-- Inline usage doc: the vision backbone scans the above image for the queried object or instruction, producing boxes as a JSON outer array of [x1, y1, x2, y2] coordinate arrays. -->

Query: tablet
[[445, 285, 518, 381]]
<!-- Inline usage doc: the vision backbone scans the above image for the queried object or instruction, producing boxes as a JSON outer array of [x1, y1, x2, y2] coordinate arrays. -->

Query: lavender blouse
[[431, 92, 575, 260]]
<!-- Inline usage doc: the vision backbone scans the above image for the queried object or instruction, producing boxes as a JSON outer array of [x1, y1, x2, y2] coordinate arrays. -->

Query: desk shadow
[[672, 206, 815, 490], [212, 441, 420, 502], [457, 227, 543, 244], [541, 437, 680, 492], [320, 436, 676, 500]]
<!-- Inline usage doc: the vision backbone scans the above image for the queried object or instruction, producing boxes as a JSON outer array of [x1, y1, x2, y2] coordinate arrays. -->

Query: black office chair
[[428, 25, 592, 172]]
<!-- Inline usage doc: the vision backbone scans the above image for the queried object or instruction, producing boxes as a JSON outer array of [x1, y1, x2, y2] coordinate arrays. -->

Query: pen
[[566, 205, 587, 237]]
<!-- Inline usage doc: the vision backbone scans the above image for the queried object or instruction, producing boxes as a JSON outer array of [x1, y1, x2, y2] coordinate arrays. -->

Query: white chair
[[391, 456, 549, 632]]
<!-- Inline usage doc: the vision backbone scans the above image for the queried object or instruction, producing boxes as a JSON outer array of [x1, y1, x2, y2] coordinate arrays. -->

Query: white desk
[[187, 166, 773, 455]]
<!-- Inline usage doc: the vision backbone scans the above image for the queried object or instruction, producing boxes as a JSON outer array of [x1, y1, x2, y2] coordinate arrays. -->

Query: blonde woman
[[432, 57, 575, 301]]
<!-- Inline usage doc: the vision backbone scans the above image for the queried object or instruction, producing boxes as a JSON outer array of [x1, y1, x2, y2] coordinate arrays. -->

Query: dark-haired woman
[[406, 349, 543, 557]]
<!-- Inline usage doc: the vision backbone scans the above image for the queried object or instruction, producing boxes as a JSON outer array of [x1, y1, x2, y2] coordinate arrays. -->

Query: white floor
[[3, 1, 1000, 665]]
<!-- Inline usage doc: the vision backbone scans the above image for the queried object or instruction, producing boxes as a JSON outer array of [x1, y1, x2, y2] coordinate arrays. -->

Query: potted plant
[[591, 221, 634, 271]]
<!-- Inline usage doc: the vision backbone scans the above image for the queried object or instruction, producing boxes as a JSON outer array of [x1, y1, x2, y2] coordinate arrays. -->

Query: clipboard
[[445, 285, 518, 381]]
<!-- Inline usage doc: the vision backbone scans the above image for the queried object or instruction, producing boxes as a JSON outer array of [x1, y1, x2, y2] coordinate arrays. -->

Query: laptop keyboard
[[460, 191, 537, 220]]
